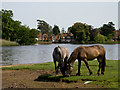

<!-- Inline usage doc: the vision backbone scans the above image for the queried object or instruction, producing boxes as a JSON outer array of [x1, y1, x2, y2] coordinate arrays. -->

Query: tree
[[30, 29, 39, 38], [37, 20, 52, 35], [17, 26, 39, 45], [52, 25, 60, 35], [1, 9, 39, 45], [100, 22, 115, 37], [94, 34, 107, 43], [61, 28, 66, 33], [2, 9, 14, 40], [89, 28, 101, 41], [70, 22, 90, 43]]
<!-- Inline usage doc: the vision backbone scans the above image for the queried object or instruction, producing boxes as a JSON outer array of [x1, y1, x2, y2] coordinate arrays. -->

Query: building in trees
[[52, 33, 74, 42], [113, 30, 120, 40]]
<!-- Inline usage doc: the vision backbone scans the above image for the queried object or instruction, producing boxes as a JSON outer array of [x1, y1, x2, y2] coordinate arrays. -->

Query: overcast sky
[[2, 1, 119, 31]]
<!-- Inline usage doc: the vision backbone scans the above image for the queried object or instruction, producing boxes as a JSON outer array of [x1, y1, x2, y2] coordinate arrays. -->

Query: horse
[[53, 46, 68, 76], [66, 45, 106, 76]]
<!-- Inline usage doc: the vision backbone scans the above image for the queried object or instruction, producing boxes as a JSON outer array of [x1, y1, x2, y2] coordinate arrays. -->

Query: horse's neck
[[69, 51, 78, 66]]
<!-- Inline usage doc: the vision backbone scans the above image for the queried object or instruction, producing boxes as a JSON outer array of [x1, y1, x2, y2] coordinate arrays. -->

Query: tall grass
[[0, 39, 19, 46]]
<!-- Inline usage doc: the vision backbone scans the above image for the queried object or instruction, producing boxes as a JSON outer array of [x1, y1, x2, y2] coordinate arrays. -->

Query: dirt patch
[[0, 64, 34, 68], [2, 69, 104, 89]]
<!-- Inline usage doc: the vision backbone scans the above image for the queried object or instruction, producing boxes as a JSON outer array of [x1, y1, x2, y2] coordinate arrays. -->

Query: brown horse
[[66, 45, 106, 76], [53, 46, 68, 76]]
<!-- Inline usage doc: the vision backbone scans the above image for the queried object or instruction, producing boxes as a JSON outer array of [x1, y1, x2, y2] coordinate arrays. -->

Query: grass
[[1, 60, 119, 88], [37, 40, 52, 44], [0, 39, 19, 46], [103, 41, 120, 44]]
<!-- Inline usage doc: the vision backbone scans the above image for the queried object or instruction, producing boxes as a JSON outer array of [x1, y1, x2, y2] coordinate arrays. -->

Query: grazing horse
[[53, 46, 68, 76], [66, 45, 106, 76]]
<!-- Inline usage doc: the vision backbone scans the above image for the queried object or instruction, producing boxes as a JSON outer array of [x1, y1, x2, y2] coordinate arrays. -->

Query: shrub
[[94, 34, 107, 43]]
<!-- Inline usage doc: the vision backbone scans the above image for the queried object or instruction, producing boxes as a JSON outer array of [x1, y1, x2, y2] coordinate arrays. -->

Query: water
[[0, 44, 119, 66]]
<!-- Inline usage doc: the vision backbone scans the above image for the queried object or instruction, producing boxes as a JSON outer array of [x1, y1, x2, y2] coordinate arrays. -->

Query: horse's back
[[59, 46, 69, 59], [76, 45, 105, 60], [53, 46, 68, 61]]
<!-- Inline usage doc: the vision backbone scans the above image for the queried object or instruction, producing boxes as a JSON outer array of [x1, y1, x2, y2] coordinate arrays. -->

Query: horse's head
[[64, 63, 73, 77], [60, 66, 66, 76]]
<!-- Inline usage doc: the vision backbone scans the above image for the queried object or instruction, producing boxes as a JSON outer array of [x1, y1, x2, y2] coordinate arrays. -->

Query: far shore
[[1, 39, 120, 46]]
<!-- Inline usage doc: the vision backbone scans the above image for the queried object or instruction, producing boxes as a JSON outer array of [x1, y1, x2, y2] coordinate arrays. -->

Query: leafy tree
[[61, 28, 66, 33], [52, 25, 60, 35], [70, 22, 90, 43], [107, 34, 113, 41], [37, 20, 52, 35], [89, 28, 101, 41], [2, 9, 14, 40], [94, 34, 107, 43], [10, 20, 21, 41], [30, 29, 39, 38], [100, 22, 115, 37], [68, 27, 72, 33], [1, 9, 39, 45], [16, 26, 39, 45]]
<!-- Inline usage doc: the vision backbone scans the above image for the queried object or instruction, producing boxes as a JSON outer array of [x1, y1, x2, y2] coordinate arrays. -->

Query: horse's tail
[[102, 54, 106, 73]]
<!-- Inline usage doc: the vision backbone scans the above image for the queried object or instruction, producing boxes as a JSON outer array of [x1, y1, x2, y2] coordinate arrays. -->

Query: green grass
[[37, 40, 52, 44], [0, 39, 19, 46], [2, 60, 119, 88], [2, 62, 55, 70], [103, 41, 120, 44]]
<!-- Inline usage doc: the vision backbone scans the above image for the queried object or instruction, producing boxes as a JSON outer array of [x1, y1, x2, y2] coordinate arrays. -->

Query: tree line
[[1, 9, 119, 45], [1, 9, 39, 45], [68, 22, 118, 43], [37, 19, 119, 44]]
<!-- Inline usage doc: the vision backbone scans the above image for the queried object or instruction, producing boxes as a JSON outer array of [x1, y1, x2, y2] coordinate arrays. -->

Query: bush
[[94, 34, 107, 43]]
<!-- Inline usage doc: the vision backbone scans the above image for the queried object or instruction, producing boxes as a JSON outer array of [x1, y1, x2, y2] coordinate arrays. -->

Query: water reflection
[[1, 44, 119, 66]]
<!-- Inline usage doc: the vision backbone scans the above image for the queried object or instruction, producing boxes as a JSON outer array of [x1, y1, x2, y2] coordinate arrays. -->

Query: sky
[[1, 1, 119, 31]]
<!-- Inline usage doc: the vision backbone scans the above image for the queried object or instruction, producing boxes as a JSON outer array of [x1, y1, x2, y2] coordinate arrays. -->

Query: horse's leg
[[58, 59, 65, 76], [76, 59, 81, 76], [101, 54, 106, 75], [83, 58, 92, 75], [64, 57, 68, 70], [97, 58, 102, 76], [54, 60, 58, 75]]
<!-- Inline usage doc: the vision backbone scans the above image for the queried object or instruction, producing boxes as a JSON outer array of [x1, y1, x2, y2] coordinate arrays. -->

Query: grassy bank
[[37, 40, 52, 44], [0, 39, 19, 46], [2, 60, 119, 88], [72, 41, 120, 44]]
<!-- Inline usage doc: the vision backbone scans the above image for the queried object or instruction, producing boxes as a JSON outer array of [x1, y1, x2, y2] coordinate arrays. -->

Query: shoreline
[[1, 39, 120, 46], [1, 59, 119, 68], [0, 63, 34, 68]]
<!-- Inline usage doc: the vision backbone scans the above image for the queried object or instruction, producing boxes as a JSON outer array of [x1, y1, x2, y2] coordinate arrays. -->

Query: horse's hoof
[[90, 72, 93, 76], [96, 73, 100, 76], [56, 74, 58, 76], [65, 74, 70, 77], [76, 73, 80, 76], [100, 74, 104, 76], [101, 72, 104, 75]]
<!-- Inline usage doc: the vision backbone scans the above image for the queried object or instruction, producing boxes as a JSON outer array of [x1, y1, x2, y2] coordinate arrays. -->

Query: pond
[[0, 44, 119, 66]]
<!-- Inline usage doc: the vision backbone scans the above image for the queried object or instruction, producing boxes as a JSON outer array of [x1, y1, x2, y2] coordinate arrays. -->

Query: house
[[113, 30, 120, 40], [37, 32, 75, 42], [38, 33, 48, 41], [52, 33, 74, 42]]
